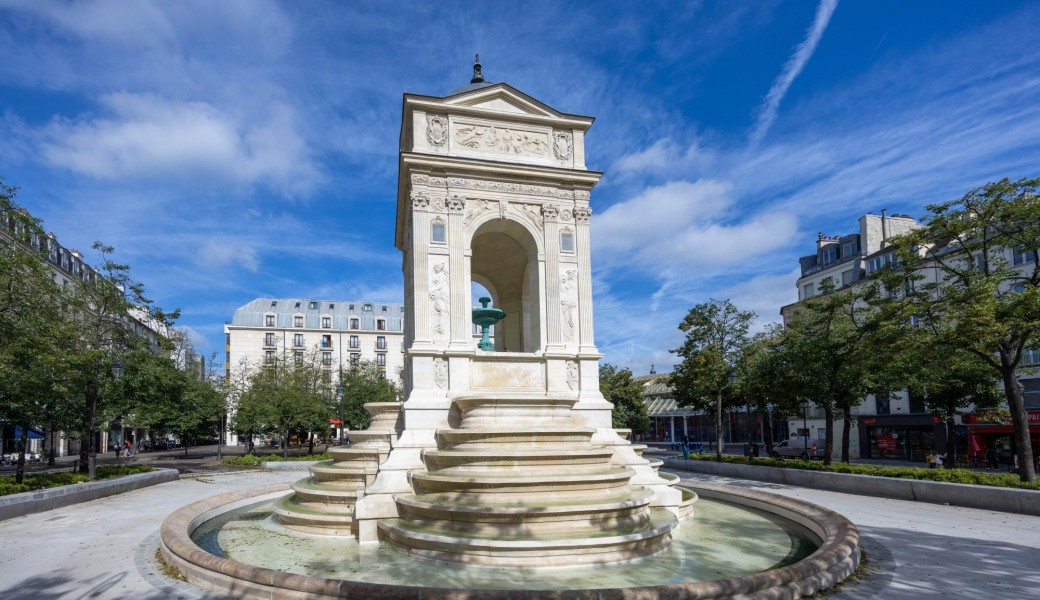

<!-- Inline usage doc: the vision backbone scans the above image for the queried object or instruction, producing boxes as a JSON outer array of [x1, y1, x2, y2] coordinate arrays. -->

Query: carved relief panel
[[429, 259, 450, 342], [561, 268, 579, 343]]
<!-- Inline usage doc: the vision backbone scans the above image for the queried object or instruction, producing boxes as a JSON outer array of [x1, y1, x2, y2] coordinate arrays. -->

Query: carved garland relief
[[434, 357, 448, 390], [566, 361, 579, 391], [411, 173, 584, 201]]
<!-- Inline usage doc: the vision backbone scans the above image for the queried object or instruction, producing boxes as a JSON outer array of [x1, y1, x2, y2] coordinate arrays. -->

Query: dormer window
[[376, 318, 386, 331], [294, 315, 304, 327], [309, 301, 318, 309], [265, 314, 275, 327], [321, 316, 332, 328], [350, 317, 359, 329]]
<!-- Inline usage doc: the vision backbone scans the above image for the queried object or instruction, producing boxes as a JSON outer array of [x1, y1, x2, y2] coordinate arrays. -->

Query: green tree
[[877, 177, 1040, 481], [337, 360, 400, 437], [600, 364, 650, 436], [779, 281, 895, 465], [0, 180, 78, 482], [65, 242, 179, 478], [738, 326, 793, 455], [670, 299, 754, 461], [234, 350, 330, 458]]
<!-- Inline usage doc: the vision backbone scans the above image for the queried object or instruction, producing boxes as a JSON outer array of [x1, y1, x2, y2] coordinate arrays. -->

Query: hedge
[[0, 465, 156, 497]]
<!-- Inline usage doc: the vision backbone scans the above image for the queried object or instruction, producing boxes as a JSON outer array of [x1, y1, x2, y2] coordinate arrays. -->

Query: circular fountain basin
[[160, 480, 859, 599]]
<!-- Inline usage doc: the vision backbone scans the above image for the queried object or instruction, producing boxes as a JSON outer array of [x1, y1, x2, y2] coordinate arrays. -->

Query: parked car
[[770, 440, 824, 460]]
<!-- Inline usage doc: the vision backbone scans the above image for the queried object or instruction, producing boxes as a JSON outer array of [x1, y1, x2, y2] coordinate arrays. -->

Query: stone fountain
[[158, 63, 861, 598]]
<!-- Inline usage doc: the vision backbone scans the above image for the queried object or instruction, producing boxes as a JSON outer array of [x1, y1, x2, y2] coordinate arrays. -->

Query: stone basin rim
[[159, 479, 860, 600]]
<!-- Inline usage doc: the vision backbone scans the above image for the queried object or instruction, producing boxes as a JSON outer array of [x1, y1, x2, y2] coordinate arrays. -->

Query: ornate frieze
[[454, 123, 549, 157], [552, 131, 573, 160], [573, 207, 592, 223], [426, 115, 448, 147], [442, 177, 577, 200]]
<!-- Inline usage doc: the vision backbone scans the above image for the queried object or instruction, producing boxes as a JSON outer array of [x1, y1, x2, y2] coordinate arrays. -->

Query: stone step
[[437, 427, 595, 450], [422, 448, 615, 472], [410, 467, 636, 498]]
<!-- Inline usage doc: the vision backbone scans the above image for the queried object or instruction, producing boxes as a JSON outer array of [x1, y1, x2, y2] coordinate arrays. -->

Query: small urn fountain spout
[[471, 296, 505, 351]]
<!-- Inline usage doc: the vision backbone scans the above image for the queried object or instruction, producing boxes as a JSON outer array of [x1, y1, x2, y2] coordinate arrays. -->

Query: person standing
[[985, 445, 998, 470]]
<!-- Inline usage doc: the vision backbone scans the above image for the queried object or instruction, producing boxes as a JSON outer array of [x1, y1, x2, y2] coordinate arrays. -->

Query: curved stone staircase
[[274, 402, 402, 535], [378, 394, 680, 567]]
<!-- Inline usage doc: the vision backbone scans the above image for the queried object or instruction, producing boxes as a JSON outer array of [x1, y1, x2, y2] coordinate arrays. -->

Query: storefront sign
[[877, 434, 897, 451]]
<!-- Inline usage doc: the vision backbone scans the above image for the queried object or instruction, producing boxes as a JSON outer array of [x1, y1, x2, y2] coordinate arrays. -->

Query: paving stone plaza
[[0, 466, 1037, 599]]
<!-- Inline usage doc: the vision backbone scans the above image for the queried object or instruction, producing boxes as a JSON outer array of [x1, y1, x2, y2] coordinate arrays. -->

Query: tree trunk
[[1002, 367, 1036, 482], [47, 417, 56, 467], [823, 404, 834, 466], [840, 406, 852, 463], [945, 402, 957, 466], [715, 386, 724, 462], [308, 433, 314, 455], [14, 425, 29, 485], [282, 430, 289, 460], [762, 404, 774, 454], [80, 373, 100, 479]]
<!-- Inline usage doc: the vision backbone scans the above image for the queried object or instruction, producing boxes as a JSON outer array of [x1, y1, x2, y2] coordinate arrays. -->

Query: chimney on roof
[[881, 209, 889, 248]]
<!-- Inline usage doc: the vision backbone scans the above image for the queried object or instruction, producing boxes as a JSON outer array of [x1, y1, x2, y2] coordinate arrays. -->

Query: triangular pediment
[[443, 84, 563, 118]]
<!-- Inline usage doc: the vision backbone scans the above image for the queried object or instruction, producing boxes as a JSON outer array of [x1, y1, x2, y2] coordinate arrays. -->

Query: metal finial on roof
[[471, 53, 484, 84], [650, 364, 656, 375]]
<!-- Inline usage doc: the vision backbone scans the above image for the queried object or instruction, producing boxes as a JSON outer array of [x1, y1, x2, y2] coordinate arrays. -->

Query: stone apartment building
[[224, 298, 406, 444], [780, 211, 1040, 463]]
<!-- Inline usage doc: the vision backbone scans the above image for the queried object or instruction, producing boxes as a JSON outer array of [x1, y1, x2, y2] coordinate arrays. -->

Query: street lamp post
[[92, 358, 125, 480]]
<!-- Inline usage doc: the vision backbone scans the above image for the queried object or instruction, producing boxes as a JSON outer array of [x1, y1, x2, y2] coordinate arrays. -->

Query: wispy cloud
[[749, 0, 839, 146]]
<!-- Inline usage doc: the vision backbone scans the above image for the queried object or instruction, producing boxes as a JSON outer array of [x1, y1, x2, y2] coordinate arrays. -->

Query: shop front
[[859, 415, 946, 461], [963, 411, 1040, 469]]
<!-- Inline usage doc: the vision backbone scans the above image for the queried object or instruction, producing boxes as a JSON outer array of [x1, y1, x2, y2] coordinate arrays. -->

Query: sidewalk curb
[[663, 458, 1040, 517], [261, 460, 322, 470], [0, 468, 180, 522]]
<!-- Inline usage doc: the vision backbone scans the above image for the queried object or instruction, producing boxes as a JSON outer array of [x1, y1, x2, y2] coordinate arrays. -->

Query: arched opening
[[469, 219, 541, 352]]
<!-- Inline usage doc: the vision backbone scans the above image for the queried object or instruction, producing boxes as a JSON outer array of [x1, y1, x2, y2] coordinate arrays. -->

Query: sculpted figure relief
[[430, 262, 450, 341], [561, 269, 578, 342], [454, 124, 548, 157]]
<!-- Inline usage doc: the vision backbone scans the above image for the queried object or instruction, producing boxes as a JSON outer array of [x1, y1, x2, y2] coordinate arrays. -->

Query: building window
[[350, 317, 359, 329], [294, 351, 303, 365], [265, 314, 275, 327], [841, 239, 858, 258], [363, 304, 372, 312], [322, 316, 332, 329], [431, 220, 446, 244], [265, 351, 275, 364], [309, 301, 318, 309], [377, 353, 386, 366], [322, 352, 332, 366], [841, 270, 854, 287], [294, 333, 304, 347], [264, 333, 276, 346], [1024, 348, 1040, 366], [350, 335, 359, 349], [377, 318, 386, 331], [294, 315, 304, 327], [821, 246, 838, 265], [350, 353, 360, 365], [377, 336, 386, 350], [802, 283, 814, 299], [321, 334, 332, 349], [561, 230, 574, 253], [321, 371, 331, 384], [1013, 246, 1037, 265]]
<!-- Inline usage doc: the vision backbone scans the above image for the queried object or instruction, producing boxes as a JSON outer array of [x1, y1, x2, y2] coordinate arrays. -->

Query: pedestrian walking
[[985, 446, 998, 470]]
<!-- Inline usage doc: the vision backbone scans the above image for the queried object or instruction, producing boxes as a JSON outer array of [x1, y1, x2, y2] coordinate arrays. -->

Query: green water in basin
[[191, 497, 819, 590]]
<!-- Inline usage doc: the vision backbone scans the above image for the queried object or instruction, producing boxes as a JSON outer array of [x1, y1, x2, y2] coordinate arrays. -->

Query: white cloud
[[197, 239, 259, 272], [749, 0, 839, 146], [714, 268, 800, 332], [37, 93, 319, 195], [593, 179, 799, 278], [611, 138, 715, 180]]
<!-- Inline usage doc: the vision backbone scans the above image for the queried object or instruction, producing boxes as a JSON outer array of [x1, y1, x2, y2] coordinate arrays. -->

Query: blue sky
[[2, 1, 1038, 375]]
